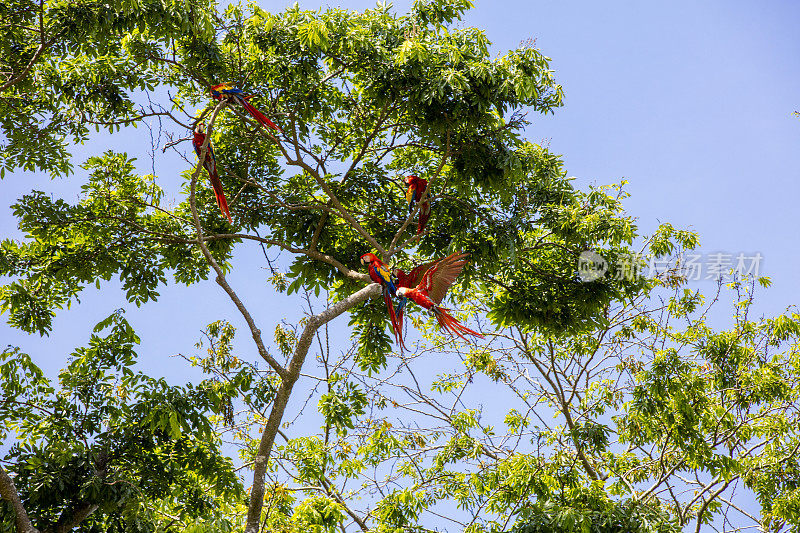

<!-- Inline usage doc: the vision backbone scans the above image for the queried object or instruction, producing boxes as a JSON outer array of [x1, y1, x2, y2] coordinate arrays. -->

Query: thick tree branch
[[193, 95, 384, 533], [244, 282, 380, 533], [0, 465, 37, 533], [309, 211, 329, 252], [1, 37, 58, 92], [47, 502, 99, 533]]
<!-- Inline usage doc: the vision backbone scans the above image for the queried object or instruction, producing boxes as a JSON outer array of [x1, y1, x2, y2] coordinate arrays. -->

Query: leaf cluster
[[0, 311, 243, 531]]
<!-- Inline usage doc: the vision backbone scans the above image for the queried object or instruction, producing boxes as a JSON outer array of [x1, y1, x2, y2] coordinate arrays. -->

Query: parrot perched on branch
[[404, 175, 430, 235], [360, 252, 405, 348], [209, 83, 282, 132], [193, 122, 232, 223], [395, 252, 483, 340]]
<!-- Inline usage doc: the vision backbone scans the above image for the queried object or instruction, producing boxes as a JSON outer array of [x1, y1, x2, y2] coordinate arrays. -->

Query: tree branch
[[48, 502, 99, 533], [187, 101, 288, 379], [193, 96, 383, 533], [243, 282, 380, 533], [202, 233, 368, 282], [227, 106, 388, 257], [0, 464, 38, 533]]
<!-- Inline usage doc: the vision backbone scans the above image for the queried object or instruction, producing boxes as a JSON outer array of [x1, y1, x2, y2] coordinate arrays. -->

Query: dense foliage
[[0, 312, 242, 532]]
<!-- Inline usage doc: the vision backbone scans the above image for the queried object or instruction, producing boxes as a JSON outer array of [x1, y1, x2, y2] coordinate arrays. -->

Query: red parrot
[[209, 83, 282, 132], [395, 252, 483, 340], [404, 175, 430, 234], [360, 253, 405, 348], [392, 258, 436, 341], [193, 122, 232, 223]]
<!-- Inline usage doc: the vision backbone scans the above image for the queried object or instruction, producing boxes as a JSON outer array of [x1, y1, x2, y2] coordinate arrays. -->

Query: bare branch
[[187, 101, 288, 379]]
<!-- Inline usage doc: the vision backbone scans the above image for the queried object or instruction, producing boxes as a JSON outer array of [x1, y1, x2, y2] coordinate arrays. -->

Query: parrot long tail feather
[[395, 298, 408, 351], [433, 307, 483, 340], [239, 96, 281, 132], [197, 142, 232, 223], [208, 173, 232, 223], [417, 202, 430, 234], [384, 290, 404, 347]]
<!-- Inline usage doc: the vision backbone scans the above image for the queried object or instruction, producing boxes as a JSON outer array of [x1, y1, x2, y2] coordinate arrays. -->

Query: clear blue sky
[[2, 0, 799, 473]]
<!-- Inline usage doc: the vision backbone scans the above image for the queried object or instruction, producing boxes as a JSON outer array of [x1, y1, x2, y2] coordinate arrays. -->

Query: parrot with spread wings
[[392, 258, 437, 344], [404, 175, 430, 235], [361, 252, 481, 347], [359, 253, 441, 349], [193, 122, 232, 223], [395, 252, 483, 340], [209, 84, 282, 132]]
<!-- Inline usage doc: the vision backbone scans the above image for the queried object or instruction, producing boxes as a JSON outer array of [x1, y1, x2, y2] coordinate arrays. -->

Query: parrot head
[[404, 175, 420, 187], [194, 122, 206, 134], [396, 287, 410, 298], [360, 253, 379, 266]]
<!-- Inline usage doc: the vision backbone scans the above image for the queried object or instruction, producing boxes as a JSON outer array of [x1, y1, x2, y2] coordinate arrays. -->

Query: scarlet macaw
[[209, 83, 282, 132], [360, 253, 405, 348], [395, 252, 483, 340], [404, 175, 430, 235], [392, 258, 437, 343], [193, 122, 232, 223]]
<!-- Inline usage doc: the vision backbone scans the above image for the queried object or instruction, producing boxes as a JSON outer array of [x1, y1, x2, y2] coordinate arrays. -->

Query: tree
[[0, 312, 242, 533], [2, 0, 800, 532]]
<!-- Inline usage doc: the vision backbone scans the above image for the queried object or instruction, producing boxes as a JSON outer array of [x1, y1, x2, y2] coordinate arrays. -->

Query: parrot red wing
[[395, 260, 436, 290], [395, 252, 482, 340], [419, 252, 470, 304], [193, 123, 232, 223], [209, 83, 282, 132]]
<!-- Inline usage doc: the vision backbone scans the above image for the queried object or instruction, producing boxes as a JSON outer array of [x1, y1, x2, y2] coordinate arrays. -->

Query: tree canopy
[[2, 0, 800, 532]]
